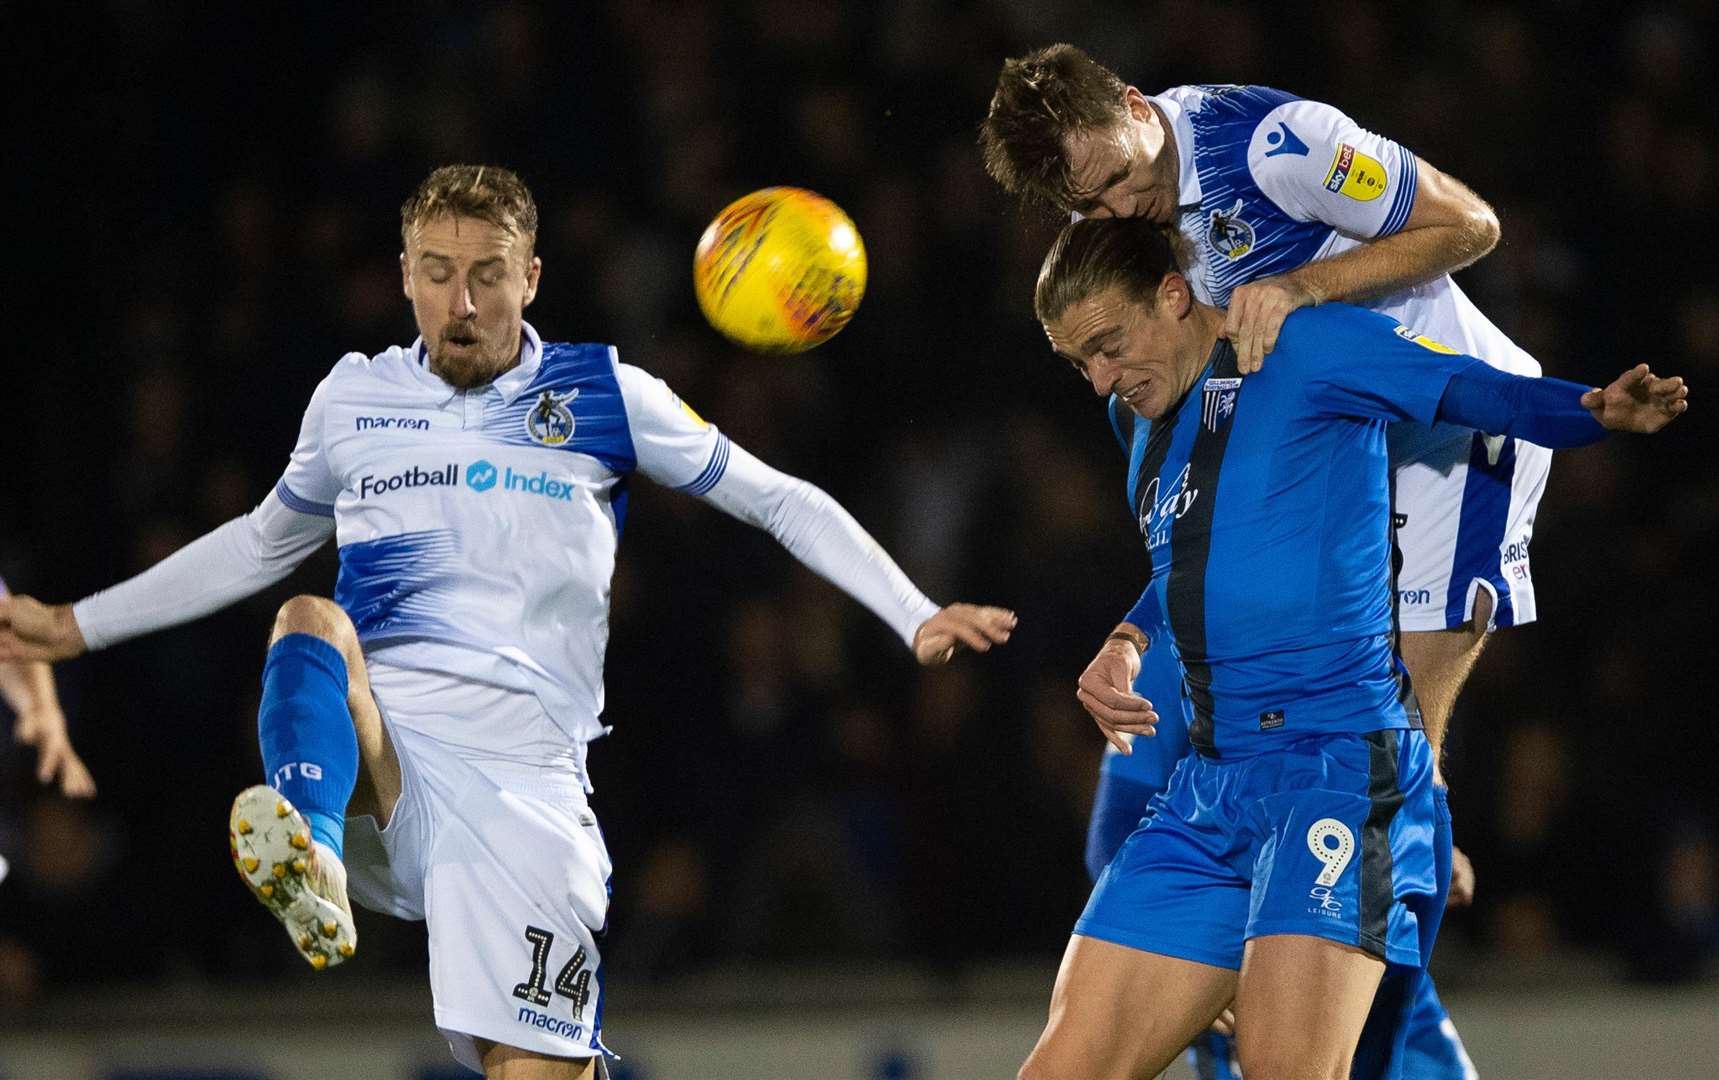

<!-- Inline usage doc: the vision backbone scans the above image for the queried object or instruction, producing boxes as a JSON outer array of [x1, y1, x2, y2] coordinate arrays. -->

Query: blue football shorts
[[1077, 728, 1439, 969]]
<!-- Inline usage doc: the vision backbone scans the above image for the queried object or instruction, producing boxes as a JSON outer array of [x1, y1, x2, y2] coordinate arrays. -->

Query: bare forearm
[[1290, 160, 1500, 304], [1288, 218, 1495, 305]]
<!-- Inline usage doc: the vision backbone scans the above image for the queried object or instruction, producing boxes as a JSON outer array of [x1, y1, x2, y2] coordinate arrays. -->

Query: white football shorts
[[1388, 422, 1552, 633], [342, 661, 613, 1071]]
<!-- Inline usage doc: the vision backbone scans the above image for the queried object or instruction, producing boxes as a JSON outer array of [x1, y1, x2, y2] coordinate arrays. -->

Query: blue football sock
[[258, 633, 359, 861]]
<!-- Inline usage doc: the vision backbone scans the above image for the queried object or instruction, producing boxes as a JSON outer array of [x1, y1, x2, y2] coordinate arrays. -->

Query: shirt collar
[[409, 321, 544, 406], [1149, 92, 1203, 211]]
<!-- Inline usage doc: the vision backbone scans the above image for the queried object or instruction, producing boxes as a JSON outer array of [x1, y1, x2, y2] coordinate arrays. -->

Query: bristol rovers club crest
[[526, 388, 579, 446]]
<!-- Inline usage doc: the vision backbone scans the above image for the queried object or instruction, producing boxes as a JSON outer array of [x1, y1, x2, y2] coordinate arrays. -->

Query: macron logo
[[466, 460, 498, 492], [356, 416, 430, 431], [516, 1006, 584, 1041]]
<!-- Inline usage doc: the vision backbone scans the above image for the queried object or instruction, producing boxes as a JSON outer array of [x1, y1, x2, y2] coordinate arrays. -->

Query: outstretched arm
[[1437, 360, 1688, 444], [699, 441, 1016, 666], [1294, 306, 1689, 442], [620, 362, 1016, 665], [0, 493, 334, 661], [2, 368, 345, 662]]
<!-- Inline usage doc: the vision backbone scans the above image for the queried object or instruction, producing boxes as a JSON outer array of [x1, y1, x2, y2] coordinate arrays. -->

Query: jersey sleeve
[[1284, 304, 1472, 424], [1122, 581, 1168, 644], [1436, 362, 1606, 448], [272, 368, 343, 517], [1247, 97, 1418, 239], [615, 364, 727, 492]]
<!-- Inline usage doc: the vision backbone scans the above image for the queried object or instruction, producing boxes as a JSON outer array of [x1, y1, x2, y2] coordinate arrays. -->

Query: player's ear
[[1157, 272, 1192, 320], [1123, 86, 1151, 122], [523, 255, 542, 308], [400, 252, 412, 300]]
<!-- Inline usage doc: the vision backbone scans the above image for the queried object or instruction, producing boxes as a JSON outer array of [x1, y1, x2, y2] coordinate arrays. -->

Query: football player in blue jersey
[[982, 42, 1541, 809], [983, 45, 1558, 1076], [1085, 652, 1478, 1080], [1016, 217, 1683, 1079], [0, 165, 1017, 1080]]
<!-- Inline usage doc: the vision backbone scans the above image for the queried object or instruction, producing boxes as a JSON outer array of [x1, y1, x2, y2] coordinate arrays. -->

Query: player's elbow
[[1467, 201, 1500, 258]]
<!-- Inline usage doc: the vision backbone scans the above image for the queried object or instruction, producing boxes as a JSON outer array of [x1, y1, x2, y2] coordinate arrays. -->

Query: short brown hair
[[980, 44, 1130, 217], [1035, 217, 1187, 324], [400, 164, 539, 250]]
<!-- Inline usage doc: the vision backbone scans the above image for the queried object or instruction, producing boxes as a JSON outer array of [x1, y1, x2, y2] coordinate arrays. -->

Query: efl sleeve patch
[[1323, 144, 1388, 202], [674, 396, 709, 428], [1392, 324, 1458, 354], [618, 363, 725, 488]]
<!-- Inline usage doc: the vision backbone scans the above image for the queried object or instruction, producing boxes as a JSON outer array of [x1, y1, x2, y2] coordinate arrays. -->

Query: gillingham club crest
[[526, 388, 579, 446], [1202, 377, 1241, 432]]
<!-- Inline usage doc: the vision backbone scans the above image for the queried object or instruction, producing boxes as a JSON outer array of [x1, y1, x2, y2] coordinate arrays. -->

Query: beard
[[425, 323, 520, 390]]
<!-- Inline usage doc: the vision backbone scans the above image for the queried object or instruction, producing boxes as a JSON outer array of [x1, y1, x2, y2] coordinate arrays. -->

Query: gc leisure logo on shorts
[[356, 460, 576, 502], [1306, 817, 1356, 918]]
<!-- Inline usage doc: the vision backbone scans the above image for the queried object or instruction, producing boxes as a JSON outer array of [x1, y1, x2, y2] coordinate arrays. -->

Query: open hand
[[913, 604, 1017, 666], [0, 595, 86, 663], [1076, 639, 1158, 752], [1222, 275, 1319, 374], [1581, 364, 1688, 433]]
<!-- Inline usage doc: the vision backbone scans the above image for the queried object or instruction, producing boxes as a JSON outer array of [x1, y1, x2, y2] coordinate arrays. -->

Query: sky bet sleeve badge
[[1323, 144, 1387, 202]]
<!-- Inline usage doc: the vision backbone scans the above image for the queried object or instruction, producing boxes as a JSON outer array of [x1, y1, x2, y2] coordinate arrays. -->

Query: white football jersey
[[271, 323, 743, 745], [73, 321, 939, 771], [1152, 85, 1540, 388]]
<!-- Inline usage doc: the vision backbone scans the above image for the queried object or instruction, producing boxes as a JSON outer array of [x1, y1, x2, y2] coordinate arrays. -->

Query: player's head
[[399, 164, 542, 390], [1036, 218, 1212, 420], [980, 44, 1178, 223]]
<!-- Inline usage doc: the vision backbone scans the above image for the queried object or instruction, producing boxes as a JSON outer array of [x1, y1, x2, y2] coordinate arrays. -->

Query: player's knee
[[271, 595, 359, 657]]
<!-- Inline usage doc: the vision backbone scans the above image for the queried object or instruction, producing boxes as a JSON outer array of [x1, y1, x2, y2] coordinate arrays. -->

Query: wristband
[[1105, 628, 1149, 656]]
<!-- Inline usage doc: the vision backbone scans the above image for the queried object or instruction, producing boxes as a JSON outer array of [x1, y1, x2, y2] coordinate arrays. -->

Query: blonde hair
[[400, 164, 538, 250]]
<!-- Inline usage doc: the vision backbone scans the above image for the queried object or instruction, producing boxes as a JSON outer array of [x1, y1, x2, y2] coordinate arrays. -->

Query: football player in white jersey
[[980, 43, 1533, 1079], [0, 165, 1016, 1079]]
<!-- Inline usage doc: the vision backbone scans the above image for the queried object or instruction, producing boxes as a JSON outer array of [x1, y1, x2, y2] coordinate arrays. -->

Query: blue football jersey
[[1119, 304, 1488, 757]]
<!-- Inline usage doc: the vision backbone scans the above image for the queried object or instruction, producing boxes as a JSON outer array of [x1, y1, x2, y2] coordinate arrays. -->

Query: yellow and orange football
[[693, 187, 867, 353]]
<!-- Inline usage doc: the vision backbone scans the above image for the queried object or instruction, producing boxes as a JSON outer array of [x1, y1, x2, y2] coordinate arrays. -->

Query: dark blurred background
[[3, 0, 1716, 1011]]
